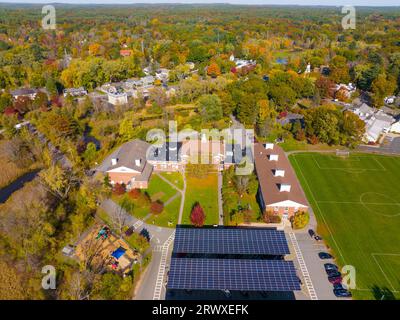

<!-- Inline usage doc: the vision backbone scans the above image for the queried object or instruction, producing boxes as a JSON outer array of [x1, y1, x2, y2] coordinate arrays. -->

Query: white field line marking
[[153, 231, 175, 300], [288, 232, 318, 300], [292, 155, 346, 265], [317, 201, 400, 205], [311, 154, 385, 172], [371, 253, 400, 293]]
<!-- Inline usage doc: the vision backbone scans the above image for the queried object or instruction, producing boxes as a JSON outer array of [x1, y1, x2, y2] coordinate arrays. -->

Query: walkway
[[155, 171, 187, 225], [217, 171, 223, 225]]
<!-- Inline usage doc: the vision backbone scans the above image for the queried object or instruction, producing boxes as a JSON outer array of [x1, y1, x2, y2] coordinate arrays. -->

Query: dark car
[[324, 263, 339, 272], [334, 288, 352, 298], [327, 270, 341, 278], [308, 229, 315, 237], [314, 235, 323, 241], [333, 283, 345, 290], [319, 252, 333, 259], [328, 275, 342, 285]]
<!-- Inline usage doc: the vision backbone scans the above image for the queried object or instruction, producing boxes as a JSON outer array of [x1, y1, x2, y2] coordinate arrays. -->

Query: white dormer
[[111, 158, 118, 166], [135, 159, 141, 167], [269, 154, 279, 161], [280, 184, 291, 192], [265, 143, 274, 150], [275, 169, 285, 177]]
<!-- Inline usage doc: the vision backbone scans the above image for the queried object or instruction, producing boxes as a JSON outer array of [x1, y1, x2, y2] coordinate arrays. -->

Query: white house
[[364, 111, 395, 143], [390, 121, 400, 134], [107, 86, 128, 105]]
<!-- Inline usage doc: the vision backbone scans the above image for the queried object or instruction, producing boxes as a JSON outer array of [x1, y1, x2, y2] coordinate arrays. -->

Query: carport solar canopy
[[167, 258, 300, 292], [173, 228, 290, 255]]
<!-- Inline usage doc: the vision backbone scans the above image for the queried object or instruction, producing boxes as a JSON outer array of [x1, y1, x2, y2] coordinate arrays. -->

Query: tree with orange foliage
[[88, 43, 101, 56], [207, 62, 221, 78]]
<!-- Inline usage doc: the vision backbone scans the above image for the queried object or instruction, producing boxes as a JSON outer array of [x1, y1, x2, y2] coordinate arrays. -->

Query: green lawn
[[159, 172, 184, 190], [182, 173, 219, 226], [146, 194, 181, 228], [290, 152, 400, 300], [147, 174, 177, 202]]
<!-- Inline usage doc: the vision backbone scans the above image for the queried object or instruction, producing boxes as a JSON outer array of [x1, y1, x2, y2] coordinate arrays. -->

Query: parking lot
[[359, 135, 400, 155]]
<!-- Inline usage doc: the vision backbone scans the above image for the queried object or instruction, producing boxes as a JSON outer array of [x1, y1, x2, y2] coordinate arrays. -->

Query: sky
[[1, 1, 399, 6]]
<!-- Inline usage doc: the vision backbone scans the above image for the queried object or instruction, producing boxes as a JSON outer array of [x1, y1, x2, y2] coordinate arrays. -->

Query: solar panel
[[167, 258, 300, 292], [173, 228, 290, 255]]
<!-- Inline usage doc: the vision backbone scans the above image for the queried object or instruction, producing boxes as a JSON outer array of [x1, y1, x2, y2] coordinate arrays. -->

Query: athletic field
[[290, 152, 400, 300]]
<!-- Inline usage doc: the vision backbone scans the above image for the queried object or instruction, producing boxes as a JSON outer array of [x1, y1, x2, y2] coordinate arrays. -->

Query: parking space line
[[153, 231, 175, 300], [289, 232, 318, 300]]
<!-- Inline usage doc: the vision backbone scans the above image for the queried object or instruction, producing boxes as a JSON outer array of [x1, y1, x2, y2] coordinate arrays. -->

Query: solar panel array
[[167, 258, 300, 292], [173, 228, 290, 255]]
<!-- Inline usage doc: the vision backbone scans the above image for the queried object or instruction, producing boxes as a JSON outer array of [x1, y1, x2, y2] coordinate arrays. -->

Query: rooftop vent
[[269, 154, 279, 161], [111, 158, 118, 166], [274, 169, 285, 177], [280, 184, 291, 192], [135, 159, 141, 166], [265, 143, 274, 150]]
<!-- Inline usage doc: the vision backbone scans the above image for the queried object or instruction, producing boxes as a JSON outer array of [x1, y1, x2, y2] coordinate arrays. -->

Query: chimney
[[264, 143, 274, 150], [111, 158, 117, 166], [275, 169, 285, 177], [135, 159, 141, 167], [280, 184, 291, 192], [269, 154, 279, 161]]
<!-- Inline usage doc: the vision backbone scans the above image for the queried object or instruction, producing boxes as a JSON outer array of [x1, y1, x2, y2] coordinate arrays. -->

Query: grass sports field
[[290, 152, 400, 300]]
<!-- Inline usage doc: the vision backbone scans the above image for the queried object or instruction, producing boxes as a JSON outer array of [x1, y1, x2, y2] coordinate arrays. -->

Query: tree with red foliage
[[128, 188, 141, 199], [190, 203, 205, 227], [3, 106, 18, 116], [150, 201, 164, 214], [113, 183, 126, 195]]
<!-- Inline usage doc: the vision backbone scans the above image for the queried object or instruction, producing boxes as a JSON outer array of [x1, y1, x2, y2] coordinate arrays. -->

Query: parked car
[[222, 289, 232, 298], [328, 275, 342, 285], [314, 235, 323, 241], [319, 252, 333, 259], [327, 270, 341, 278], [324, 263, 339, 273], [333, 283, 345, 290], [334, 288, 352, 298], [308, 229, 315, 237]]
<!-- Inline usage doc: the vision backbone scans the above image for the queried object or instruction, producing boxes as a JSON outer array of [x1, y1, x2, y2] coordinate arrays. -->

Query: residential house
[[350, 103, 395, 143], [254, 143, 308, 219], [277, 113, 304, 127], [155, 68, 169, 82], [141, 75, 155, 86], [364, 110, 395, 143], [334, 83, 356, 99], [384, 96, 396, 105], [63, 87, 88, 98], [390, 120, 400, 134], [107, 85, 128, 105], [120, 49, 133, 57], [11, 88, 38, 100]]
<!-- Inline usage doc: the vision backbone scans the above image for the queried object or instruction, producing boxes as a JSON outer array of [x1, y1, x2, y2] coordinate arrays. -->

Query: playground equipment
[[96, 226, 111, 240]]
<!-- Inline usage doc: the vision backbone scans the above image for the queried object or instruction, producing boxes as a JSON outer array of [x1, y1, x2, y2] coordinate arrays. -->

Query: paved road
[[290, 229, 342, 300]]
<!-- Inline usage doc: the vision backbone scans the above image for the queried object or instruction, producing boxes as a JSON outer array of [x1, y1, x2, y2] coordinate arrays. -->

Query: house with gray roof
[[99, 139, 153, 189]]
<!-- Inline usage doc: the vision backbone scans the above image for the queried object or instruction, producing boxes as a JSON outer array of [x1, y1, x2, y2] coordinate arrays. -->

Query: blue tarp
[[111, 247, 126, 259]]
